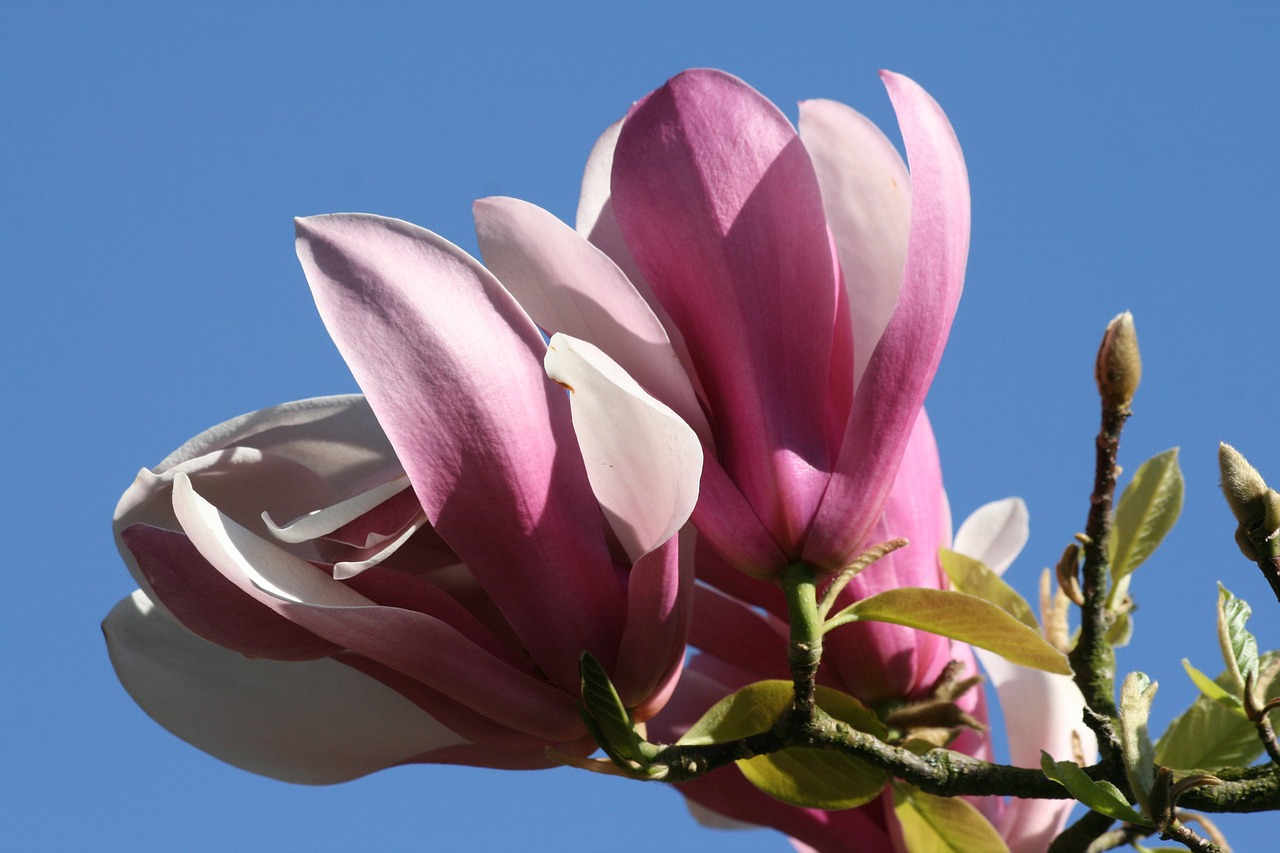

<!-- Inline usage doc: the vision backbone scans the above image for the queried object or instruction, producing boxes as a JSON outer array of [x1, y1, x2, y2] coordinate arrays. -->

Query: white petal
[[474, 196, 709, 443], [332, 515, 427, 580], [104, 590, 467, 784], [544, 333, 702, 563], [264, 475, 412, 545], [953, 497, 1029, 576]]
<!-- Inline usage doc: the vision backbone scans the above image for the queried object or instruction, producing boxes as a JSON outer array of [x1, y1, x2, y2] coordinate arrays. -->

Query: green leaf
[[1180, 659, 1247, 718], [1217, 583, 1259, 696], [1040, 752, 1153, 826], [676, 679, 793, 746], [578, 651, 645, 767], [1119, 672, 1159, 810], [826, 587, 1071, 674], [1156, 652, 1280, 770], [891, 782, 1011, 852], [939, 549, 1038, 629], [1106, 607, 1134, 648], [678, 681, 888, 809], [1109, 448, 1183, 584]]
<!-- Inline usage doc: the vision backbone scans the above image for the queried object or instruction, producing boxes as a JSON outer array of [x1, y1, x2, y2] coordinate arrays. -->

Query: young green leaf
[[1180, 659, 1247, 718], [1109, 448, 1183, 584], [891, 782, 1011, 852], [1119, 672, 1159, 811], [939, 549, 1038, 629], [1040, 752, 1153, 826], [1157, 652, 1280, 769], [1217, 583, 1259, 697], [677, 679, 793, 746], [578, 651, 645, 767], [826, 587, 1070, 674], [678, 681, 889, 809], [738, 743, 886, 810]]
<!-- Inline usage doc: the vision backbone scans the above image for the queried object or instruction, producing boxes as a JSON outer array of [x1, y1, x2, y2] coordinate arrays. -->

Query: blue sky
[[4, 2, 1277, 850]]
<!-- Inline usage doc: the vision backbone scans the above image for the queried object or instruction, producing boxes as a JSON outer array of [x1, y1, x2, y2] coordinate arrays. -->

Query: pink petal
[[805, 71, 969, 571], [475, 196, 709, 443], [121, 523, 338, 660], [172, 474, 584, 742], [799, 99, 913, 392], [103, 590, 470, 784], [575, 118, 650, 290], [296, 213, 625, 689], [613, 536, 693, 718], [611, 68, 839, 554], [821, 410, 953, 702]]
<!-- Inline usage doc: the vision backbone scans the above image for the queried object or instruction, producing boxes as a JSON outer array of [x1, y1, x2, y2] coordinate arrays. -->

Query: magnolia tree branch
[[1068, 391, 1128, 723]]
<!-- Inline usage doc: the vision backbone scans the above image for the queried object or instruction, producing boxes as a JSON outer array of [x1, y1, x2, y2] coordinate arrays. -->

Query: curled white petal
[[544, 333, 702, 563], [954, 497, 1029, 575]]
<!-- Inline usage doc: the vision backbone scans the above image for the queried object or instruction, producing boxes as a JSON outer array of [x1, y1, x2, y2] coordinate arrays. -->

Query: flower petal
[[475, 196, 710, 444], [613, 535, 693, 718], [263, 475, 412, 546], [978, 647, 1097, 853], [172, 474, 584, 742], [121, 523, 337, 660], [543, 333, 702, 561], [806, 71, 969, 570], [103, 590, 469, 785], [799, 98, 912, 392], [612, 68, 838, 552], [296, 213, 625, 689], [953, 498, 1030, 576]]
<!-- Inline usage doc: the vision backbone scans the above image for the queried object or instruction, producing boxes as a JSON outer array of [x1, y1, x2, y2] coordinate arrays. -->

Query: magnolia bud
[[1218, 442, 1280, 561], [1094, 311, 1141, 409]]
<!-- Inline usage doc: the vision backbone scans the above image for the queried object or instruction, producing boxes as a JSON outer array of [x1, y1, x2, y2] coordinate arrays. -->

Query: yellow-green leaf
[[1110, 448, 1183, 582], [891, 782, 1011, 852], [678, 681, 888, 809], [1157, 652, 1280, 770], [939, 549, 1037, 629], [1217, 583, 1259, 696], [1181, 659, 1246, 718], [1119, 672, 1158, 809], [677, 679, 793, 746], [1040, 752, 1152, 826], [828, 587, 1071, 674]]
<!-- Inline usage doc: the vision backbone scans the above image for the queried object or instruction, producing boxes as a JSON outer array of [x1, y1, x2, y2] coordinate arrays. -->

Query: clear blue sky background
[[4, 2, 1277, 850]]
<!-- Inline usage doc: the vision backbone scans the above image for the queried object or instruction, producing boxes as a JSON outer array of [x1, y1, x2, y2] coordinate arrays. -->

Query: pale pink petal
[[264, 475, 412, 546], [979, 648, 1096, 853], [543, 333, 702, 561], [103, 590, 469, 785], [612, 68, 838, 553], [806, 72, 969, 571], [296, 213, 625, 690], [475, 196, 710, 444], [799, 99, 912, 391], [575, 118, 648, 288], [331, 515, 427, 580], [953, 498, 1030, 576], [172, 474, 583, 742]]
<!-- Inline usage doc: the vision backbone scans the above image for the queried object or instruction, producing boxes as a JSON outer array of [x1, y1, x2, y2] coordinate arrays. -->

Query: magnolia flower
[[650, 494, 1095, 853], [473, 68, 967, 580], [104, 206, 705, 783]]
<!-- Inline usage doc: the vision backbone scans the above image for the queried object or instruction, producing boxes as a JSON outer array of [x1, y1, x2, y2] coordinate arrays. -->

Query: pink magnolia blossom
[[649, 490, 1096, 853], [472, 68, 968, 581], [104, 209, 704, 783]]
